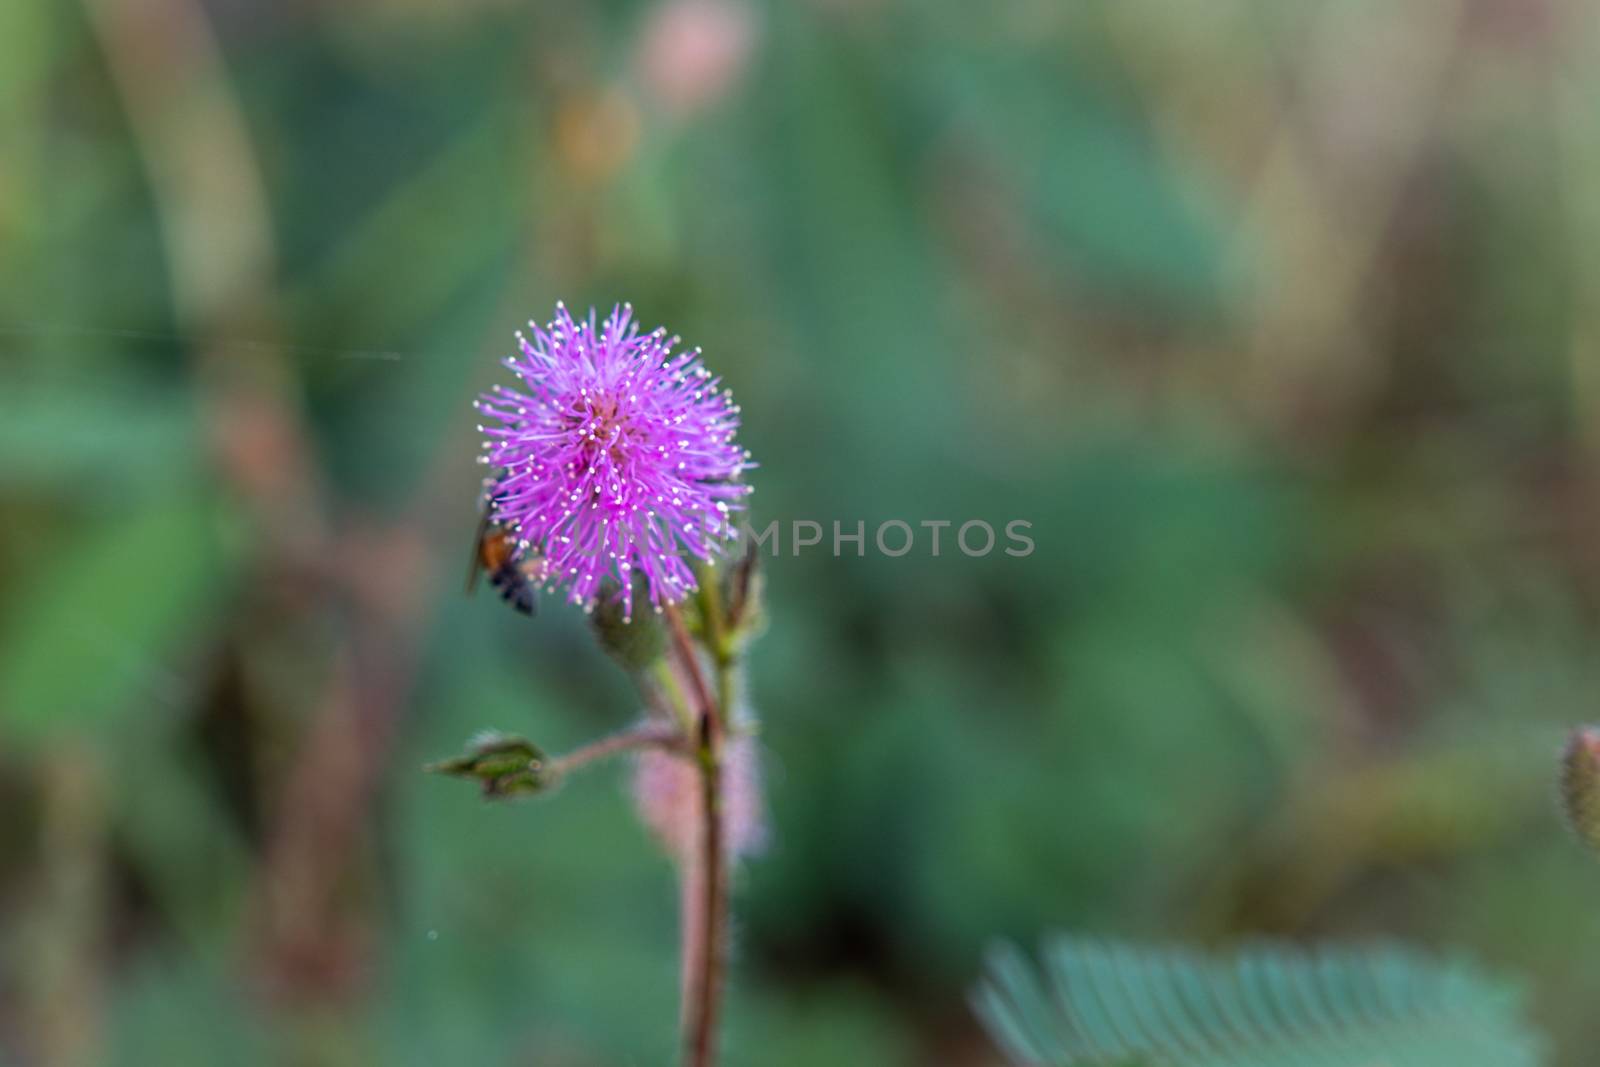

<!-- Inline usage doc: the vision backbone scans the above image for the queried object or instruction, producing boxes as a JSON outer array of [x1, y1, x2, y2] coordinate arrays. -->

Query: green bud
[[1560, 726, 1600, 853], [591, 579, 666, 671], [425, 731, 554, 799]]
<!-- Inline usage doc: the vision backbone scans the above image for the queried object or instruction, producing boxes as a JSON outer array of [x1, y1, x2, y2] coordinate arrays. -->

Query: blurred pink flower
[[1467, 0, 1563, 51], [635, 0, 757, 119], [632, 733, 765, 864]]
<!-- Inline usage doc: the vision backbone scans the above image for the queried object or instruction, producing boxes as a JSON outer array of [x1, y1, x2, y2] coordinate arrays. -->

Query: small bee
[[467, 501, 547, 616]]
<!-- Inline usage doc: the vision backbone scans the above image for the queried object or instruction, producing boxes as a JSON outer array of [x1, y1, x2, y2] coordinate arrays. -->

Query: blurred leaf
[[0, 0, 54, 104], [0, 492, 239, 748], [282, 111, 516, 342], [109, 952, 271, 1067], [905, 32, 1223, 312], [114, 739, 251, 948], [0, 386, 197, 489], [974, 938, 1544, 1067], [747, 10, 966, 514], [727, 983, 917, 1067]]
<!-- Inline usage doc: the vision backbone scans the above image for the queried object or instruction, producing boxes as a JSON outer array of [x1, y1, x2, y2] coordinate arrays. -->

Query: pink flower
[[632, 736, 766, 863], [476, 303, 754, 618], [636, 0, 757, 119]]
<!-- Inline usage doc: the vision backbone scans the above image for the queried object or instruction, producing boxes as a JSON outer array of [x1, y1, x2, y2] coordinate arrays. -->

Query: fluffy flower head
[[475, 303, 753, 618]]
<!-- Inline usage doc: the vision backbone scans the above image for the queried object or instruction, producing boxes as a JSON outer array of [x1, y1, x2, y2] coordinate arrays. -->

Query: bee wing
[[514, 553, 546, 616], [465, 502, 494, 595]]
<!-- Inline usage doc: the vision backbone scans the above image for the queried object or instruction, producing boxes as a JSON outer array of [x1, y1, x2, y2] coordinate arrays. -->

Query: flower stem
[[649, 658, 697, 737], [664, 601, 719, 728], [549, 722, 681, 777], [663, 602, 725, 1067]]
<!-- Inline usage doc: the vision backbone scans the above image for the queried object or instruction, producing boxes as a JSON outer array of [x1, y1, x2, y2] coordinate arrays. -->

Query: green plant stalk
[[696, 569, 734, 671], [649, 658, 696, 737], [695, 573, 737, 722]]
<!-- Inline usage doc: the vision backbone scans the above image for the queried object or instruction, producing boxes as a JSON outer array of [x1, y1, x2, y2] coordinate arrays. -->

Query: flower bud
[[632, 733, 765, 864], [1560, 726, 1600, 853], [425, 731, 554, 799], [591, 579, 666, 670]]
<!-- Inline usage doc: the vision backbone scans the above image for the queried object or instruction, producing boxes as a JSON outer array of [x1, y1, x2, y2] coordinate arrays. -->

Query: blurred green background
[[4, 0, 1600, 1063]]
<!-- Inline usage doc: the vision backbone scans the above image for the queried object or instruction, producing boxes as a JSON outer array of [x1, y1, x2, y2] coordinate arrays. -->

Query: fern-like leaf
[[972, 937, 1544, 1067]]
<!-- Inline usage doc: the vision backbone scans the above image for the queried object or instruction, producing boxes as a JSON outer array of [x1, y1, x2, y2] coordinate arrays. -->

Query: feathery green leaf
[[973, 938, 1543, 1067]]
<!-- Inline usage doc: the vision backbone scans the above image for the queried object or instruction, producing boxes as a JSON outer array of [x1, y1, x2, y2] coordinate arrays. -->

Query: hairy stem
[[649, 658, 697, 736], [664, 602, 725, 1067], [696, 568, 732, 670], [549, 722, 681, 777], [664, 601, 719, 728]]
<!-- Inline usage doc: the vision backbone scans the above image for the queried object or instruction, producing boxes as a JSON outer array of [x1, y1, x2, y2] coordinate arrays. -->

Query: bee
[[467, 500, 547, 616]]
